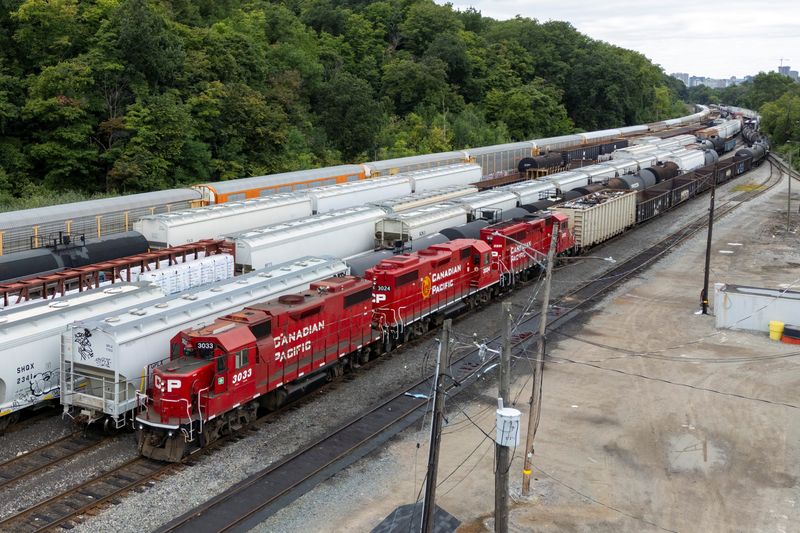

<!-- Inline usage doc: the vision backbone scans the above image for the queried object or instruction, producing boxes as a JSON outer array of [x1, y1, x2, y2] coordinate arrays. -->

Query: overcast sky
[[443, 0, 800, 79]]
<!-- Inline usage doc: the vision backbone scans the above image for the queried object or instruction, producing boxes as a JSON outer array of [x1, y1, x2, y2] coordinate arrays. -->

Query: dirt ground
[[255, 167, 800, 533]]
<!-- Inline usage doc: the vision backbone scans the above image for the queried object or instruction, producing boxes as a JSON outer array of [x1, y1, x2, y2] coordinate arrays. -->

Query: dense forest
[[685, 72, 800, 163], [0, 0, 689, 209]]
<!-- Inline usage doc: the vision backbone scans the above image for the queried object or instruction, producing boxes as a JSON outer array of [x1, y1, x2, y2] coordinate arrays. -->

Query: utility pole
[[522, 225, 559, 496], [701, 173, 717, 314], [421, 319, 450, 533], [788, 143, 795, 232], [495, 302, 513, 533]]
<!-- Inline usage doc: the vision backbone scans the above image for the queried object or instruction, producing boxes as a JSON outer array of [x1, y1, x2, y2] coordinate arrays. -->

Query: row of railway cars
[[1, 106, 750, 432], [1, 125, 761, 433], [136, 136, 769, 461], [0, 106, 712, 255]]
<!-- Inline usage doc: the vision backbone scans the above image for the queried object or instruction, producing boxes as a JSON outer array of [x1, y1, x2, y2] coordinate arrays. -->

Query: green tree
[[110, 91, 210, 191], [22, 58, 97, 190], [113, 0, 185, 89], [11, 0, 80, 68], [760, 89, 800, 146], [744, 72, 796, 110], [381, 56, 455, 115], [315, 72, 383, 160], [399, 0, 463, 56], [485, 80, 573, 140]]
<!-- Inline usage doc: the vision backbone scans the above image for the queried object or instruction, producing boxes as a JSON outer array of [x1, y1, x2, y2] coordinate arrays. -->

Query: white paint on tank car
[[305, 176, 412, 213], [62, 257, 348, 423], [373, 186, 479, 213], [540, 170, 592, 192], [405, 164, 482, 193], [134, 193, 313, 248], [232, 206, 386, 270], [662, 148, 707, 172], [499, 180, 558, 206], [0, 283, 164, 422]]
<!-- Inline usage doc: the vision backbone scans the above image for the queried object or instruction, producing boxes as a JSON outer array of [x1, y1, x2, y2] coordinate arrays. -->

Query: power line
[[532, 462, 680, 533], [548, 354, 799, 409]]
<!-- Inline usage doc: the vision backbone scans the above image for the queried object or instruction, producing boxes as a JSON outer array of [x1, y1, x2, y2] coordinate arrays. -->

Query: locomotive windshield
[[196, 342, 215, 359]]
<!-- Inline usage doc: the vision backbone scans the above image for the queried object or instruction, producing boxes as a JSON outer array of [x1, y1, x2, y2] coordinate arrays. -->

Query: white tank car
[[499, 180, 558, 206], [62, 257, 348, 428], [0, 283, 165, 429], [231, 206, 386, 271], [372, 186, 478, 214], [134, 193, 313, 248], [305, 176, 412, 213], [404, 164, 482, 193]]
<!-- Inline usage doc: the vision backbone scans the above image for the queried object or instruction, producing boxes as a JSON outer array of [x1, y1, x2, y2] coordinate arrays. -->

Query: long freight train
[[136, 136, 768, 460], [0, 106, 762, 432], [0, 106, 712, 255]]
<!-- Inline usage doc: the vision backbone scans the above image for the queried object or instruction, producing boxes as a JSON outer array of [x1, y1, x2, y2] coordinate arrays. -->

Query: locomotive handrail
[[158, 397, 193, 442], [196, 385, 209, 438]]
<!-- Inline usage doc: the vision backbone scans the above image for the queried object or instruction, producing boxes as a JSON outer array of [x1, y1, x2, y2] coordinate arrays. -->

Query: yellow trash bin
[[769, 320, 785, 341]]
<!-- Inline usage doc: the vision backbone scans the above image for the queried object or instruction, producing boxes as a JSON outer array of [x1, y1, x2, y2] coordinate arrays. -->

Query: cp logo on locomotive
[[421, 275, 432, 299]]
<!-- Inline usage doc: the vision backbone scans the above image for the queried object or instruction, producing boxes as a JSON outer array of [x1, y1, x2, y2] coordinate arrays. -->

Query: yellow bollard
[[769, 321, 785, 341]]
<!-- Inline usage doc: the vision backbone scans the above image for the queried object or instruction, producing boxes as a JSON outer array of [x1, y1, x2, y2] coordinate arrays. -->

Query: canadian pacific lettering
[[274, 320, 325, 361]]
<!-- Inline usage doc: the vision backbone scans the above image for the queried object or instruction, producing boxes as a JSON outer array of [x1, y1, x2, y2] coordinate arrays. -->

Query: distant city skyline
[[441, 0, 800, 79]]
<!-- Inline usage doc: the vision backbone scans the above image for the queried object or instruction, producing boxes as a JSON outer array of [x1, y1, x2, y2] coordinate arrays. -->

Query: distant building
[[790, 70, 799, 81], [779, 65, 791, 76], [670, 72, 689, 85], [689, 76, 705, 87]]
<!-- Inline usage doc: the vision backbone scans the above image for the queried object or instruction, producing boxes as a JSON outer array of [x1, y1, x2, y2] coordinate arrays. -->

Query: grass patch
[[732, 184, 764, 192]]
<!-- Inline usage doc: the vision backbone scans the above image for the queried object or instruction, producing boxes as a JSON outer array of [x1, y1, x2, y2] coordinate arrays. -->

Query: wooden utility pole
[[701, 173, 717, 314], [421, 319, 451, 533], [521, 225, 559, 495], [495, 302, 513, 533]]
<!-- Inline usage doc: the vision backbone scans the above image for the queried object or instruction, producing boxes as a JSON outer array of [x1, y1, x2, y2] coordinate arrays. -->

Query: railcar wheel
[[0, 412, 19, 432]]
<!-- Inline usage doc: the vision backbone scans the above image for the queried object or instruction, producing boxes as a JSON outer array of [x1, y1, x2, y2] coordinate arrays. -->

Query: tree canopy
[[0, 0, 688, 208]]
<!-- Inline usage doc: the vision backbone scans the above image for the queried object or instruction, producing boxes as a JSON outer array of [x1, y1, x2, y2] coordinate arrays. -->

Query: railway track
[[0, 457, 174, 533], [0, 431, 106, 491], [156, 156, 789, 533]]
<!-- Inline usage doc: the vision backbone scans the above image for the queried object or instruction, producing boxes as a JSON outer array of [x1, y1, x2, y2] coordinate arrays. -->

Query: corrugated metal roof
[[363, 152, 468, 173], [135, 193, 309, 227], [465, 142, 535, 156], [198, 165, 365, 195], [0, 189, 201, 230]]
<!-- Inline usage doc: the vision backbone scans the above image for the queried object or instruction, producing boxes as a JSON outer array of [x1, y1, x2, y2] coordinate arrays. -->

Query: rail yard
[[0, 104, 796, 532]]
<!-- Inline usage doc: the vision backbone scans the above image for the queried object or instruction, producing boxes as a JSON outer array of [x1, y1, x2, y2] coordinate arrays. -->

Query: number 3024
[[232, 368, 253, 384]]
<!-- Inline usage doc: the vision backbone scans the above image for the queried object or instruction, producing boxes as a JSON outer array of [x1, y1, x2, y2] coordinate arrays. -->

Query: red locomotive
[[366, 239, 499, 347], [137, 216, 574, 461], [480, 212, 573, 286], [136, 276, 378, 461]]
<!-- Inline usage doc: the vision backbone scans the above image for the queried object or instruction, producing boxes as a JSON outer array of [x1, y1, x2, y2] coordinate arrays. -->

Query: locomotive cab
[[136, 322, 261, 462]]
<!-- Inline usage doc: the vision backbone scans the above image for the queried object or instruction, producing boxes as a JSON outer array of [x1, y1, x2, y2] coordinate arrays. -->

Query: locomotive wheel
[[410, 321, 427, 339], [358, 348, 370, 365], [477, 290, 491, 306]]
